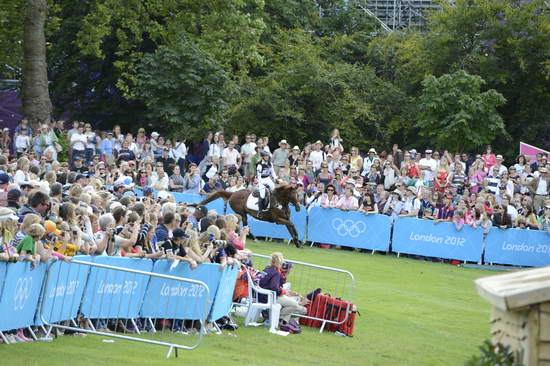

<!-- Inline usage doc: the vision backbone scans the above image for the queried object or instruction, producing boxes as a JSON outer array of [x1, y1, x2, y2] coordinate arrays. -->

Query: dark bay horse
[[195, 184, 302, 248]]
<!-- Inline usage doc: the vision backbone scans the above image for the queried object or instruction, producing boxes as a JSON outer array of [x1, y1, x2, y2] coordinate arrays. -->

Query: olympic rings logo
[[14, 277, 32, 311], [331, 218, 366, 238]]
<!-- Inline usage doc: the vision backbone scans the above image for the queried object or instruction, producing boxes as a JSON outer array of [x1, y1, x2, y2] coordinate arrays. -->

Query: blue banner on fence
[[171, 192, 225, 214], [140, 261, 222, 320], [0, 262, 46, 331], [392, 218, 483, 262], [484, 227, 550, 267], [38, 256, 92, 325], [307, 208, 392, 250], [80, 257, 153, 319], [248, 205, 307, 241], [208, 265, 239, 321]]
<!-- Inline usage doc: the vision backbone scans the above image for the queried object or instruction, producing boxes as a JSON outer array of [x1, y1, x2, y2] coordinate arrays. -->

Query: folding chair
[[242, 270, 284, 335]]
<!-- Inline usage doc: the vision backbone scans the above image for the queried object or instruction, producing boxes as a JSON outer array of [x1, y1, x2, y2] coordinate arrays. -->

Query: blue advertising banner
[[0, 261, 46, 331], [171, 192, 226, 214], [484, 227, 550, 267], [140, 261, 222, 320], [171, 192, 204, 205], [208, 265, 239, 321], [80, 257, 153, 319], [392, 218, 483, 262], [307, 208, 392, 250], [248, 205, 307, 241], [38, 256, 92, 325]]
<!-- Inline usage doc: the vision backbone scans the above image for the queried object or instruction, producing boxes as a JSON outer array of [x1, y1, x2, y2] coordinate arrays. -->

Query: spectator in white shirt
[[170, 139, 187, 174], [418, 149, 438, 182], [67, 121, 80, 140], [400, 186, 421, 217], [150, 162, 169, 191], [70, 125, 87, 162], [488, 155, 508, 177], [208, 133, 224, 159], [222, 142, 241, 173], [15, 129, 31, 156], [14, 157, 31, 185], [84, 123, 97, 162], [361, 148, 379, 176], [308, 141, 325, 171], [240, 134, 257, 174]]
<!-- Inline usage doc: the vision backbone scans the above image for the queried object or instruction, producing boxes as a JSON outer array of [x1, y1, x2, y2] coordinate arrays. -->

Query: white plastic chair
[[243, 270, 285, 335]]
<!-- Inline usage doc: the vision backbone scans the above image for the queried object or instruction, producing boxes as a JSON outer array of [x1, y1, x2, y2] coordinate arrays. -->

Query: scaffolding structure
[[361, 0, 439, 31]]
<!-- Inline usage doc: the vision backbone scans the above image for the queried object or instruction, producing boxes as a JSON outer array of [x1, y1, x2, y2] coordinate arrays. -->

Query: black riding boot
[[258, 196, 265, 218]]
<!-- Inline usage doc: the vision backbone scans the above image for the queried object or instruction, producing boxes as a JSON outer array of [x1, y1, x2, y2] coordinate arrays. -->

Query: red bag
[[301, 293, 358, 337], [300, 293, 330, 328], [325, 297, 357, 337]]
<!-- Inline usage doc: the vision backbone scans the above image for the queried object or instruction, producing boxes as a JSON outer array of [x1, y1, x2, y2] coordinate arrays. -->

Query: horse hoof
[[294, 241, 302, 249]]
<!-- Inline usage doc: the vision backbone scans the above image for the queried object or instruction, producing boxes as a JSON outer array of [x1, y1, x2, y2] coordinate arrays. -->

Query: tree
[[135, 36, 230, 138], [228, 30, 411, 150], [21, 0, 53, 126], [420, 0, 550, 150], [417, 70, 507, 152]]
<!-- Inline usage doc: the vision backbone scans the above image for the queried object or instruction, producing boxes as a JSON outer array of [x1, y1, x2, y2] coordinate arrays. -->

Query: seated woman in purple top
[[258, 252, 307, 325]]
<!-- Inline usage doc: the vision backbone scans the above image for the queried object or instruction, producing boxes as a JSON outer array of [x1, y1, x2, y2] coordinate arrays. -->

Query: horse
[[194, 184, 303, 248]]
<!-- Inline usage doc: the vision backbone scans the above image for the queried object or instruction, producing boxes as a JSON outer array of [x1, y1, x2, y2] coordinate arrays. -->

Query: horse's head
[[275, 184, 301, 212]]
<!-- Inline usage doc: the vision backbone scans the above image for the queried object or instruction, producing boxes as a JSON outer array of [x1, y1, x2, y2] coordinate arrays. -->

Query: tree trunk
[[22, 0, 52, 128]]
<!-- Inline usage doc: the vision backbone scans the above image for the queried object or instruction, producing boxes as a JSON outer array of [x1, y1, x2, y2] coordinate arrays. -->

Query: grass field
[[0, 241, 494, 366]]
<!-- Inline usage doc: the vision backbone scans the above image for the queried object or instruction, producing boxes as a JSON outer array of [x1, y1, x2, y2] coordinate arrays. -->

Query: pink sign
[[519, 142, 550, 163]]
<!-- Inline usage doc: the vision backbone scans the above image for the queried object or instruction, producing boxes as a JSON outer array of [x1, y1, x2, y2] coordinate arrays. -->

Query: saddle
[[248, 186, 272, 212]]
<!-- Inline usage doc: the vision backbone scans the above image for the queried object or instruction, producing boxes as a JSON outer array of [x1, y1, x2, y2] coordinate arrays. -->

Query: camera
[[212, 240, 227, 247]]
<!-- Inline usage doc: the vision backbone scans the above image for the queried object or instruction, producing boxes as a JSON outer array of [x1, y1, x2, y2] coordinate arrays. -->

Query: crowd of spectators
[[0, 119, 548, 342]]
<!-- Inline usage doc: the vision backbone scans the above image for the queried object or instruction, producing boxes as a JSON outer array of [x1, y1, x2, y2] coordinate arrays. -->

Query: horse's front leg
[[274, 217, 302, 248]]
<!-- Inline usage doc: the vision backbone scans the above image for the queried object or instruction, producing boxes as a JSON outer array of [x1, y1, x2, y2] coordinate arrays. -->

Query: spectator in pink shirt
[[320, 184, 339, 208], [337, 187, 359, 211], [481, 145, 496, 173]]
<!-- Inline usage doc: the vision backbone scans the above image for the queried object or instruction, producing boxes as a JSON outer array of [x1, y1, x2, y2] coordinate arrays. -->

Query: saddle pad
[[246, 194, 260, 211]]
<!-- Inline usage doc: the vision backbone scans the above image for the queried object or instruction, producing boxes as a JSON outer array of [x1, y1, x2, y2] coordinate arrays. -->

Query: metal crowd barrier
[[38, 258, 210, 359], [250, 253, 355, 332]]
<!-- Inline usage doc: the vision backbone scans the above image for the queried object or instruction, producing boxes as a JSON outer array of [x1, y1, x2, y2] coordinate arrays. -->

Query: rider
[[256, 151, 277, 217]]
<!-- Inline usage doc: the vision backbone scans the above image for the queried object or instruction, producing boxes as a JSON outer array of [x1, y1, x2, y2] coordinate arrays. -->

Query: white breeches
[[258, 177, 275, 198]]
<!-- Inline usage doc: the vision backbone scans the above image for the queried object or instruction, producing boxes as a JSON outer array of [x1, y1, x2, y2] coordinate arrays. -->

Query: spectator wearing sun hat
[[308, 140, 325, 171], [272, 140, 289, 175], [488, 155, 508, 177], [418, 149, 437, 183], [361, 148, 379, 177]]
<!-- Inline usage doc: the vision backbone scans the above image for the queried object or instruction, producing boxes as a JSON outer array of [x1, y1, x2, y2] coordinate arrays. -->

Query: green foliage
[[465, 340, 522, 366], [228, 30, 411, 150], [4, 0, 547, 153], [135, 36, 231, 139], [56, 132, 68, 162], [74, 0, 265, 95], [401, 0, 549, 150], [417, 70, 507, 152]]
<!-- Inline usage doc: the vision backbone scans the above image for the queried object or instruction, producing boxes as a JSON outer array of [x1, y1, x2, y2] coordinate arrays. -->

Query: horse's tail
[[190, 190, 234, 207]]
